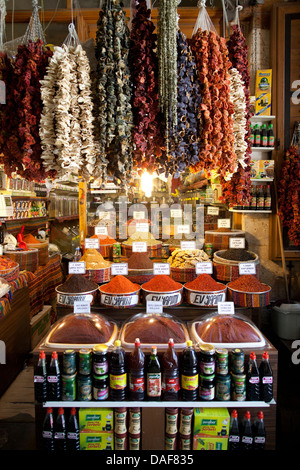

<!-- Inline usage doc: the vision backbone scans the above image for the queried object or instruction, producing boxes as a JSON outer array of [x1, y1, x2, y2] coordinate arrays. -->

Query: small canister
[[63, 349, 76, 375], [216, 349, 229, 376], [128, 408, 141, 435], [92, 344, 108, 376], [77, 374, 92, 401], [199, 374, 215, 401], [114, 408, 127, 435], [79, 348, 92, 376], [231, 373, 246, 401], [113, 242, 121, 259], [62, 373, 76, 401], [179, 408, 193, 436], [165, 433, 177, 451], [178, 433, 192, 450], [93, 374, 109, 401], [114, 433, 127, 450], [128, 433, 140, 450], [165, 408, 179, 435], [161, 243, 170, 259], [204, 243, 214, 257], [199, 344, 215, 376], [215, 374, 231, 401], [231, 349, 245, 374]]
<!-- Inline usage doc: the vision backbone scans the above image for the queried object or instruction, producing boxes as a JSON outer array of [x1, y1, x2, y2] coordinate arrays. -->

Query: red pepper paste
[[142, 275, 182, 292], [100, 275, 140, 294], [228, 275, 270, 293], [184, 274, 226, 292]]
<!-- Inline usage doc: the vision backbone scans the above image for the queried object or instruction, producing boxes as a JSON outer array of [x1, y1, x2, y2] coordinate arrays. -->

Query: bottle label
[[109, 373, 127, 390], [54, 432, 65, 439], [257, 197, 264, 208], [255, 135, 261, 145], [249, 376, 259, 384], [147, 373, 161, 397], [264, 197, 271, 209], [93, 386, 108, 400], [93, 362, 108, 375], [242, 436, 253, 444], [129, 412, 141, 434], [162, 376, 180, 392], [181, 374, 198, 391], [42, 431, 53, 439], [166, 414, 178, 435], [179, 414, 193, 436], [262, 136, 268, 146], [67, 432, 78, 440], [254, 436, 266, 444], [269, 136, 274, 146], [229, 435, 240, 443], [129, 376, 145, 392], [47, 375, 59, 383], [199, 361, 215, 375], [34, 375, 45, 383], [262, 376, 273, 384]]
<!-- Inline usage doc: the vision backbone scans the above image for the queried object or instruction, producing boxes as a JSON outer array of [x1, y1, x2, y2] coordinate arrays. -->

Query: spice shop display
[[227, 275, 271, 308], [189, 312, 267, 349], [99, 275, 140, 308], [79, 249, 111, 284], [41, 313, 118, 350], [184, 274, 227, 307], [55, 274, 99, 306], [167, 248, 210, 283], [141, 274, 183, 307], [213, 249, 259, 282]]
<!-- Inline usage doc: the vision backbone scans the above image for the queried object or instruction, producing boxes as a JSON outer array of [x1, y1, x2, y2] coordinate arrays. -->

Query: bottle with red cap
[[246, 352, 260, 401], [162, 338, 180, 401], [128, 338, 145, 401], [228, 409, 240, 451], [259, 351, 273, 402], [240, 410, 253, 451], [54, 407, 66, 451], [66, 407, 80, 451], [47, 351, 61, 401], [42, 407, 54, 451], [34, 350, 47, 403], [252, 411, 266, 450]]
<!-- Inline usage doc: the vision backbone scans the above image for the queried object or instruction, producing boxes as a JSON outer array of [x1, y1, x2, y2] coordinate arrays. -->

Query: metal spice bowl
[[99, 287, 141, 309], [184, 285, 227, 308], [55, 286, 99, 306]]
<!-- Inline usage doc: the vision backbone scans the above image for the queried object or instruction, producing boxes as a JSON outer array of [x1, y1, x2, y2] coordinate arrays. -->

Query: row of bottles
[[229, 409, 266, 451], [250, 123, 275, 148], [233, 185, 271, 211], [42, 407, 79, 451]]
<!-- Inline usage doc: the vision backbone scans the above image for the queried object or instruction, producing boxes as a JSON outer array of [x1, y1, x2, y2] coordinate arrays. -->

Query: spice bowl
[[141, 286, 184, 308], [227, 284, 271, 308], [83, 267, 111, 284], [121, 243, 162, 259], [184, 285, 227, 308], [55, 287, 99, 306], [99, 287, 141, 308], [127, 268, 154, 285], [213, 250, 259, 282], [170, 266, 198, 283]]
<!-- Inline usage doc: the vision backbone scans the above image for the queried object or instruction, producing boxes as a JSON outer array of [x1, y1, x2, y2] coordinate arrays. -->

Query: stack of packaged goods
[[79, 408, 114, 450], [193, 408, 230, 450]]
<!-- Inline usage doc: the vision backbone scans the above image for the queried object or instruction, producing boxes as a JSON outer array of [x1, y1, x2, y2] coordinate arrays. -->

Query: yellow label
[[181, 374, 198, 390], [109, 373, 127, 390]]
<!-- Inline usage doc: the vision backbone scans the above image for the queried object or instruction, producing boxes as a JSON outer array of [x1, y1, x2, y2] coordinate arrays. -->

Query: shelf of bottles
[[43, 400, 275, 408]]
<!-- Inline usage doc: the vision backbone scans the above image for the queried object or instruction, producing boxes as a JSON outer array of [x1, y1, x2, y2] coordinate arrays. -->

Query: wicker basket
[[83, 267, 111, 284], [170, 266, 198, 283], [204, 229, 245, 252], [227, 284, 271, 308], [4, 248, 39, 273], [213, 250, 259, 282], [0, 260, 19, 281], [26, 241, 49, 266]]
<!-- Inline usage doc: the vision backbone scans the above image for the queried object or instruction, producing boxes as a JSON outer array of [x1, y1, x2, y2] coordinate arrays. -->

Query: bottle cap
[[47, 407, 53, 413], [250, 351, 256, 360], [168, 338, 174, 346], [52, 351, 58, 359], [244, 410, 251, 420], [115, 340, 121, 347], [70, 407, 76, 415], [187, 340, 193, 348], [257, 411, 264, 420], [58, 407, 64, 415], [39, 351, 45, 359], [231, 409, 238, 418], [263, 351, 269, 360], [135, 338, 141, 346]]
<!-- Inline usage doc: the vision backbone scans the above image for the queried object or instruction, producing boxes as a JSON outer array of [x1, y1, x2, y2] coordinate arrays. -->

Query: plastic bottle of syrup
[[128, 338, 145, 401], [240, 410, 253, 451], [109, 340, 127, 401], [250, 186, 257, 211], [252, 411, 266, 450], [34, 351, 47, 403], [249, 123, 254, 147], [268, 123, 275, 147], [180, 340, 198, 401], [264, 185, 272, 211], [42, 407, 54, 451], [54, 407, 66, 451], [47, 351, 61, 401], [66, 407, 80, 451], [256, 185, 265, 211], [246, 352, 260, 401], [254, 124, 261, 147], [261, 124, 268, 147], [228, 409, 240, 451], [259, 351, 273, 402], [162, 338, 180, 401], [146, 346, 161, 401]]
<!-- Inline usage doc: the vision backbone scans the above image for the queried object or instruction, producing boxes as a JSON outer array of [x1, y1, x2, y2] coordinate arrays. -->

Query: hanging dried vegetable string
[[94, 0, 133, 186], [220, 24, 252, 207], [129, 0, 163, 174]]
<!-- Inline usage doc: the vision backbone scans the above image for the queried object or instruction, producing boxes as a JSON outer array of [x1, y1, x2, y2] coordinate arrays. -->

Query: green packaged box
[[80, 432, 114, 450], [193, 436, 228, 450], [193, 408, 230, 437], [79, 408, 113, 433]]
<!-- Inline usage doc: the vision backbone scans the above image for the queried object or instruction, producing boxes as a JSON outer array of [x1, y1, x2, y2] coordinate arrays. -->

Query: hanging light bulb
[[140, 171, 154, 198]]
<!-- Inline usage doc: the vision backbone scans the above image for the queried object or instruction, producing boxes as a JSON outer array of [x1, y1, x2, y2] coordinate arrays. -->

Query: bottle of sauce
[[162, 338, 180, 401], [252, 411, 266, 450], [240, 410, 253, 451], [42, 407, 54, 451], [264, 184, 271, 211], [109, 340, 127, 401], [47, 351, 61, 401], [254, 124, 261, 147], [34, 351, 47, 403], [250, 186, 257, 211], [256, 185, 265, 211], [259, 351, 273, 402], [146, 346, 161, 401], [228, 409, 240, 451], [180, 340, 198, 401], [246, 352, 260, 401], [66, 407, 80, 451], [249, 123, 254, 147], [268, 123, 275, 147], [128, 338, 145, 401], [261, 124, 268, 147], [54, 407, 66, 451]]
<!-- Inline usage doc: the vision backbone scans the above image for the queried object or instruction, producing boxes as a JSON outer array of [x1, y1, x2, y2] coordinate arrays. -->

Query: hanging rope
[[22, 0, 46, 45]]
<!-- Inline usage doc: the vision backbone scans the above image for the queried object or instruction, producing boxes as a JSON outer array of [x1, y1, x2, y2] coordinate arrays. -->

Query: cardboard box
[[255, 69, 272, 116], [30, 305, 51, 349], [80, 432, 114, 450], [193, 408, 230, 437], [193, 436, 228, 450], [250, 160, 274, 179], [79, 408, 113, 433]]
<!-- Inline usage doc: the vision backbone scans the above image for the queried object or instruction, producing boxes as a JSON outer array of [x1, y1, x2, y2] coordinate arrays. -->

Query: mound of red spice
[[142, 275, 182, 292], [184, 274, 225, 292], [228, 275, 270, 293], [100, 275, 140, 294]]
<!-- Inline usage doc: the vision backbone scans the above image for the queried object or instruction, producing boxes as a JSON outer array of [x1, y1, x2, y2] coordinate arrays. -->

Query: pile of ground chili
[[184, 274, 226, 292], [100, 275, 140, 294], [142, 275, 182, 292], [228, 275, 270, 292]]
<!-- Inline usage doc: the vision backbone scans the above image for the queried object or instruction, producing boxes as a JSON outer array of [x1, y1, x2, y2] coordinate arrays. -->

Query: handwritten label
[[176, 225, 190, 234], [85, 238, 100, 249], [217, 219, 231, 229], [153, 263, 170, 275], [111, 263, 128, 275], [133, 211, 145, 220], [170, 209, 183, 218], [73, 301, 91, 314], [132, 242, 147, 253], [218, 301, 235, 315], [229, 237, 245, 249], [95, 226, 108, 235], [146, 300, 163, 314], [196, 262, 213, 274], [68, 262, 86, 274], [239, 263, 256, 275], [207, 206, 219, 216], [135, 223, 149, 233], [181, 241, 196, 250], [97, 211, 111, 220]]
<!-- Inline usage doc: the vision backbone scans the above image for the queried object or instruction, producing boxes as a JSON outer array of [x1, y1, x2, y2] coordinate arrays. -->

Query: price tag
[[95, 226, 108, 235], [196, 262, 213, 274], [73, 301, 91, 314], [239, 263, 256, 275], [207, 206, 219, 216], [68, 262, 86, 274], [181, 241, 196, 250], [85, 238, 100, 249], [218, 219, 231, 229], [176, 225, 190, 234], [218, 301, 235, 315], [133, 211, 145, 219], [170, 209, 183, 218], [153, 263, 170, 275], [111, 263, 128, 275], [146, 300, 163, 314], [132, 241, 147, 252], [136, 223, 149, 233], [229, 237, 245, 249]]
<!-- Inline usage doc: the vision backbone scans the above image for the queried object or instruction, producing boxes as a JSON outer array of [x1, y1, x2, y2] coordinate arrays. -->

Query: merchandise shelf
[[43, 400, 275, 408]]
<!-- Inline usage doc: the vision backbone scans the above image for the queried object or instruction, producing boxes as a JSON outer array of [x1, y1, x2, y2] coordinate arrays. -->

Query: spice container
[[184, 274, 227, 307], [199, 374, 215, 401], [227, 275, 271, 307], [165, 433, 177, 450], [127, 252, 154, 284], [231, 349, 245, 374], [114, 408, 127, 435], [165, 408, 179, 435], [141, 275, 184, 307], [77, 374, 92, 401], [78, 349, 92, 376], [92, 345, 108, 375], [216, 349, 229, 375], [56, 274, 99, 306], [99, 275, 141, 308], [63, 350, 76, 375], [213, 250, 259, 282], [231, 373, 246, 401], [61, 373, 76, 401], [215, 374, 231, 401]]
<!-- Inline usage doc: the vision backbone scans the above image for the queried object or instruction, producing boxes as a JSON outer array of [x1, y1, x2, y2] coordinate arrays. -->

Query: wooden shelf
[[229, 209, 272, 213], [250, 115, 276, 121], [251, 147, 275, 152]]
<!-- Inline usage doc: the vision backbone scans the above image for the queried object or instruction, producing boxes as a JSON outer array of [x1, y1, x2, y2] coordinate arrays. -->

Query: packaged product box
[[250, 160, 274, 179], [79, 431, 114, 450], [193, 408, 230, 438], [193, 436, 228, 451], [79, 408, 113, 433], [30, 305, 51, 349], [255, 69, 272, 116]]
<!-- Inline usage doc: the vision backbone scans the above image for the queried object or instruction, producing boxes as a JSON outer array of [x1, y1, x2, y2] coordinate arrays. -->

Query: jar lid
[[200, 343, 215, 354], [93, 344, 108, 353]]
